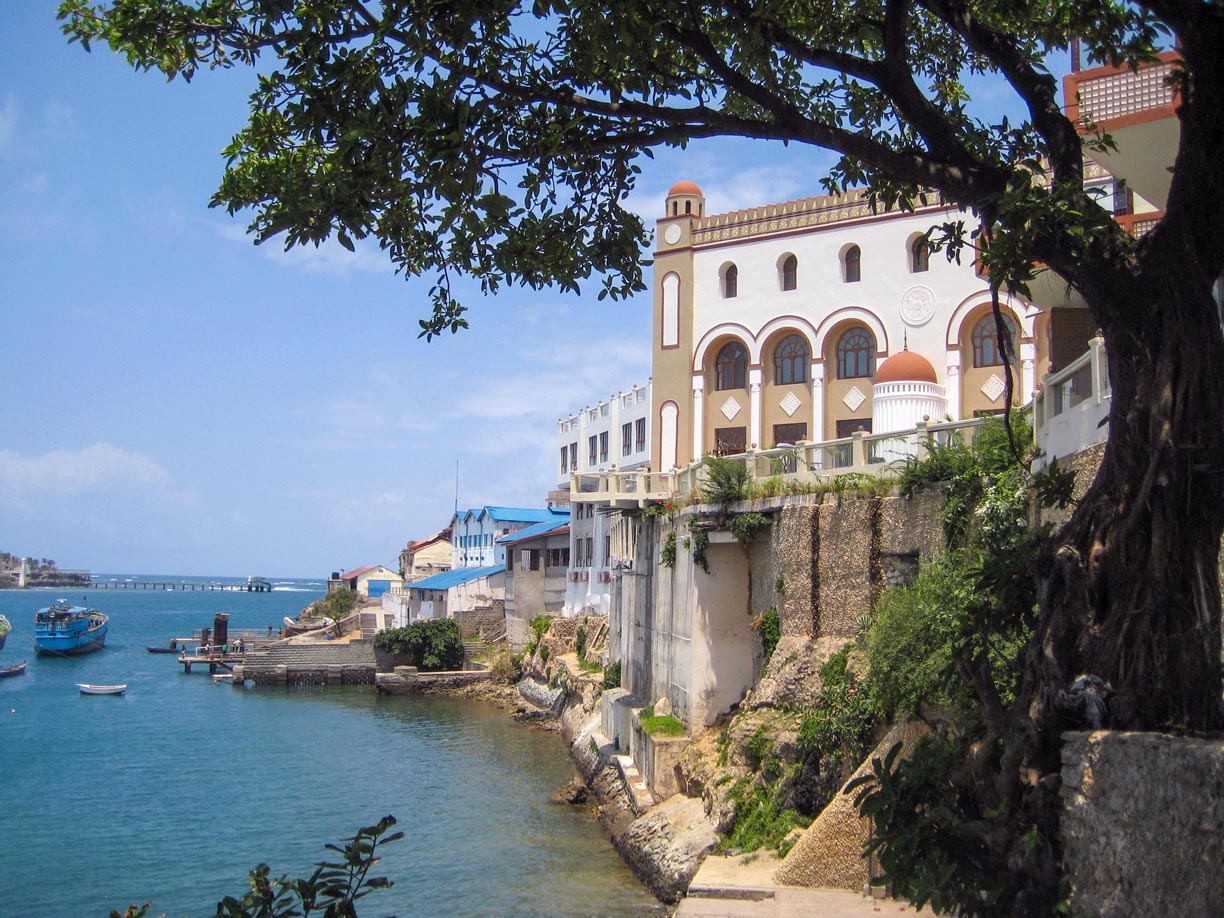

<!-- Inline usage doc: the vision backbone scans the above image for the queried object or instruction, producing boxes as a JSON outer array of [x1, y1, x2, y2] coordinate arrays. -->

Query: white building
[[449, 506, 569, 569], [557, 383, 652, 616]]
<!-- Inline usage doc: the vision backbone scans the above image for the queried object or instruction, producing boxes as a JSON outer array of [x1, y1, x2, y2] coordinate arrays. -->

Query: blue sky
[[0, 5, 1062, 578]]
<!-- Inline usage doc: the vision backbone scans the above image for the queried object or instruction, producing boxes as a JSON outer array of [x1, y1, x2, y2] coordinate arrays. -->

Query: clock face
[[663, 224, 682, 245], [899, 285, 937, 326]]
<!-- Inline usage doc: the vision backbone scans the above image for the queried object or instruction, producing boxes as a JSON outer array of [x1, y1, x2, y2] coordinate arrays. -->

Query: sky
[[0, 4, 1062, 578]]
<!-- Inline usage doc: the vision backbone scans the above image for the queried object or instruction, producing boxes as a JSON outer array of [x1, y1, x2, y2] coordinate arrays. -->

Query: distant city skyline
[[0, 5, 1060, 577]]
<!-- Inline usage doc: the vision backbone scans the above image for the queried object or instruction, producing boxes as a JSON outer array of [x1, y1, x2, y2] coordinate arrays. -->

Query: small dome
[[875, 350, 937, 384], [668, 180, 703, 197]]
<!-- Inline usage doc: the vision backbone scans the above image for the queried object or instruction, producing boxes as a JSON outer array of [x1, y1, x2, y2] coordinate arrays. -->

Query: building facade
[[450, 506, 569, 568]]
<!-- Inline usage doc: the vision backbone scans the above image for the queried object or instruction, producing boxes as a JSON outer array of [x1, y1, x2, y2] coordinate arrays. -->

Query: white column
[[945, 352, 961, 420], [691, 376, 704, 461], [749, 367, 763, 449], [811, 362, 825, 441], [1020, 342, 1037, 404]]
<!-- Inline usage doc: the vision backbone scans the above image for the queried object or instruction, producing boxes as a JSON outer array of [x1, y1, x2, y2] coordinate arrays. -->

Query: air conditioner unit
[[598, 571, 611, 583], [580, 571, 589, 582]]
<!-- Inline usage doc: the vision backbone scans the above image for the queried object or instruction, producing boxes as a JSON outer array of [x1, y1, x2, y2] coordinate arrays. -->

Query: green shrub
[[754, 607, 781, 664], [661, 531, 677, 568], [729, 511, 769, 545], [575, 624, 587, 661], [313, 588, 362, 621], [719, 781, 805, 856], [702, 454, 750, 507], [602, 659, 621, 690], [639, 710, 686, 737], [373, 619, 465, 671], [687, 517, 709, 573]]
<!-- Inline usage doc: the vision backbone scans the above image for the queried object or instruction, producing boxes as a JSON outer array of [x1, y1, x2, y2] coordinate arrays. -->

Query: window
[[715, 341, 747, 390], [529, 550, 541, 572], [1113, 182, 1133, 215], [622, 422, 632, 456], [714, 426, 747, 454], [836, 327, 876, 379], [588, 435, 597, 466], [773, 334, 809, 385], [844, 244, 861, 283], [972, 314, 1018, 368], [635, 418, 646, 451], [836, 418, 873, 437], [773, 422, 807, 446], [781, 254, 798, 291], [569, 442, 577, 469], [911, 237, 930, 273], [604, 534, 611, 564], [599, 431, 609, 463], [560, 446, 568, 473], [723, 263, 738, 298], [585, 537, 594, 566], [506, 550, 514, 571]]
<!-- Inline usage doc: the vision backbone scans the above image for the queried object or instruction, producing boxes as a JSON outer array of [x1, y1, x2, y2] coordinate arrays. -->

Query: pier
[[89, 577, 272, 592]]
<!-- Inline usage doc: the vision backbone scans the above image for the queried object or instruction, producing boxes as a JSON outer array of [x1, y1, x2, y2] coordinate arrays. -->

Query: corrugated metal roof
[[497, 520, 570, 545], [408, 565, 505, 591], [485, 506, 568, 523], [339, 564, 386, 580]]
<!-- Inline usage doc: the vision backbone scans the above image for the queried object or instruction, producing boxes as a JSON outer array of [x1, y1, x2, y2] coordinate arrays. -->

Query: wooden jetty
[[89, 577, 272, 592]]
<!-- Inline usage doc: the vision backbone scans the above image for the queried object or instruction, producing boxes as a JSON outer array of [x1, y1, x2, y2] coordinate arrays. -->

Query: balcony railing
[[570, 417, 990, 506], [1033, 337, 1110, 471]]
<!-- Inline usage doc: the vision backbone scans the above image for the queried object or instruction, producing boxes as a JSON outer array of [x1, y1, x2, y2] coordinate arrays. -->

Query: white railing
[[1033, 337, 1110, 471], [570, 416, 989, 506]]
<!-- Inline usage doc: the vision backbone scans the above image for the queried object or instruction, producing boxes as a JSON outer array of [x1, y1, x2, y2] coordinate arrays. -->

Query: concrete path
[[676, 854, 915, 918]]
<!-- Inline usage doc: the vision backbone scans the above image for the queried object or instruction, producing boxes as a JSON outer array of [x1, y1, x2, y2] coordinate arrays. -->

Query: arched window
[[844, 245, 861, 283], [723, 264, 738, 299], [972, 314, 1018, 367], [773, 334, 809, 385], [715, 341, 748, 390], [836, 327, 876, 379], [911, 237, 930, 273], [781, 254, 798, 291]]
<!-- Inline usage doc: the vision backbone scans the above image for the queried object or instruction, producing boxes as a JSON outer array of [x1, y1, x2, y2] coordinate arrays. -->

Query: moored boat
[[76, 683, 126, 695], [282, 615, 334, 634], [0, 614, 10, 650], [0, 660, 27, 679], [34, 601, 109, 656]]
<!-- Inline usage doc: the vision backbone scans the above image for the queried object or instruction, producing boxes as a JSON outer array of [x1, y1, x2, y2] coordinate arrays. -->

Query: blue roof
[[409, 565, 505, 592], [497, 519, 569, 544], [454, 506, 566, 524]]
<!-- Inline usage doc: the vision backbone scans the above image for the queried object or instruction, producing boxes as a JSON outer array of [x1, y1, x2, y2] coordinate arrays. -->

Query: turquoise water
[[0, 579, 661, 918]]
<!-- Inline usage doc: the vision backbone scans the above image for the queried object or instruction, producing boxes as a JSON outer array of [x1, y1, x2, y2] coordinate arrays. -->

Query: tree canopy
[[59, 1, 1218, 336]]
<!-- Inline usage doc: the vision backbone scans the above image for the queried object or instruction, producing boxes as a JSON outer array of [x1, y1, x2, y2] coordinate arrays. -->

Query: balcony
[[1033, 337, 1110, 471], [1063, 49, 1179, 209]]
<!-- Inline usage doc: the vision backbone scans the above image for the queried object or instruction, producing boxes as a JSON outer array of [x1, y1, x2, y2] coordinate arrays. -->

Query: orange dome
[[875, 350, 938, 384], [668, 180, 703, 197]]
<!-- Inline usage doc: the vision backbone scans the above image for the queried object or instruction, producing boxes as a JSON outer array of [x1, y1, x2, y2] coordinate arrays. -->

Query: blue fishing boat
[[34, 601, 109, 656]]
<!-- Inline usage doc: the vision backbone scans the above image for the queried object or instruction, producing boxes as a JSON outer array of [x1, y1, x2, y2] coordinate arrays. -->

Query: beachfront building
[[450, 506, 569, 569], [501, 519, 571, 649], [558, 383, 651, 615], [331, 564, 403, 598], [402, 565, 506, 628], [397, 528, 453, 583]]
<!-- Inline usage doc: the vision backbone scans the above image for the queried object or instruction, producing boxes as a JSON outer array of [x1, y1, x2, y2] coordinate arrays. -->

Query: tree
[[59, 0, 1224, 910]]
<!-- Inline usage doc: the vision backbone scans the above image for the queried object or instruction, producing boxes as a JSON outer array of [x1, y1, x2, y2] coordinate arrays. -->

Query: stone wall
[[453, 600, 504, 641], [1060, 730, 1224, 918]]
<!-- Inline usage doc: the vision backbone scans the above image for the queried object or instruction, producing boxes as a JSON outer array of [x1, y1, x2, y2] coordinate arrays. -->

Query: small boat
[[283, 615, 334, 635], [77, 683, 126, 695], [212, 672, 234, 683], [34, 601, 108, 656], [146, 645, 180, 654], [0, 660, 27, 679], [0, 614, 10, 650]]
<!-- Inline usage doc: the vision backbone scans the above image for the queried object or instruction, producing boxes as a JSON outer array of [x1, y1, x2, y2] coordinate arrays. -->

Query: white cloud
[[0, 444, 199, 511]]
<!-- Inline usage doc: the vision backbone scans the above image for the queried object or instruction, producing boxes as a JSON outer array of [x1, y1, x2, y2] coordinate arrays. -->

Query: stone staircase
[[233, 639, 376, 686]]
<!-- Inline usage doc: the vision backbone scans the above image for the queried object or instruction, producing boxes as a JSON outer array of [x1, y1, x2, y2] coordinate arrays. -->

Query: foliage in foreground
[[313, 589, 363, 622], [373, 619, 464, 671], [112, 816, 401, 918]]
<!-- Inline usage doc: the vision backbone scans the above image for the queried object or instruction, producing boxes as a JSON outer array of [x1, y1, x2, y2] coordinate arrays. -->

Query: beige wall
[[957, 304, 1025, 416], [821, 320, 878, 439], [651, 206, 699, 471]]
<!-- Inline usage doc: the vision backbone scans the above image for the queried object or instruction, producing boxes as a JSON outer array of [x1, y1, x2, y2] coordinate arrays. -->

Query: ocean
[[0, 578, 662, 918]]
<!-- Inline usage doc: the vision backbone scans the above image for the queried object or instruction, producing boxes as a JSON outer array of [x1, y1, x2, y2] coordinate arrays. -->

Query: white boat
[[76, 683, 126, 695], [212, 673, 234, 683], [282, 615, 334, 634]]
